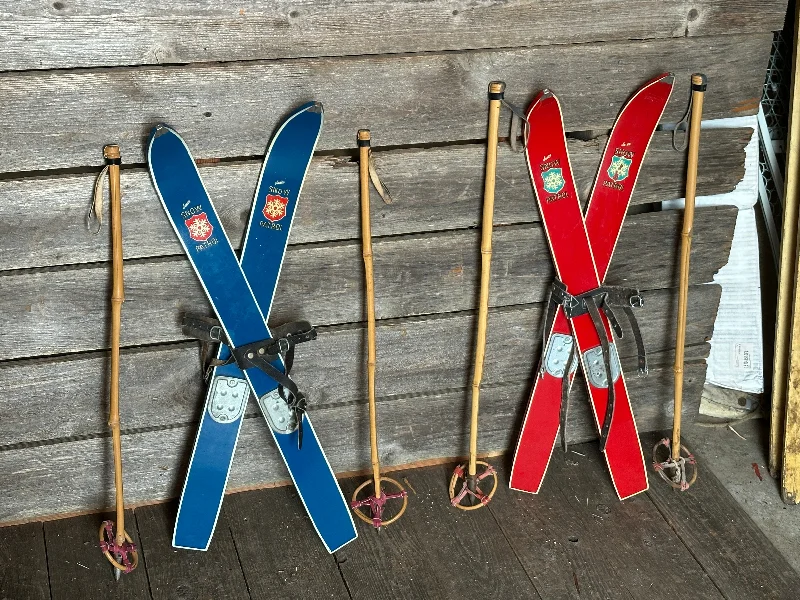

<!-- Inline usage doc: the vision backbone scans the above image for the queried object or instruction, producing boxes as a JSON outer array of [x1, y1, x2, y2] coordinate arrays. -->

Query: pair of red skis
[[510, 73, 674, 499]]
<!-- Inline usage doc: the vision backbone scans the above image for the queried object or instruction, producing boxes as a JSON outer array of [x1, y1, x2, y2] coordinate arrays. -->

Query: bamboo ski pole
[[449, 82, 503, 509], [92, 145, 138, 577], [351, 130, 408, 529], [654, 74, 705, 491], [773, 4, 800, 485]]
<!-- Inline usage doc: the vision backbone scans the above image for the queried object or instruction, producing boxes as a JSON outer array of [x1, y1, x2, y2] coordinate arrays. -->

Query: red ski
[[510, 74, 673, 499]]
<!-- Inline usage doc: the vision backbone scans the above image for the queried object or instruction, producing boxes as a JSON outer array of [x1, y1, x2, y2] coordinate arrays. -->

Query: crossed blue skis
[[148, 102, 357, 554]]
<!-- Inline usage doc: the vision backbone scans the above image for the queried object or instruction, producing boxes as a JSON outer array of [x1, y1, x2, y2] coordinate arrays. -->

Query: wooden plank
[[225, 488, 349, 599], [134, 502, 250, 600], [490, 444, 723, 599], [0, 128, 748, 271], [0, 522, 50, 600], [0, 1, 786, 71], [0, 284, 721, 446], [0, 206, 736, 360], [44, 510, 151, 600], [0, 360, 708, 523], [336, 464, 541, 599], [643, 433, 800, 599], [0, 34, 771, 172]]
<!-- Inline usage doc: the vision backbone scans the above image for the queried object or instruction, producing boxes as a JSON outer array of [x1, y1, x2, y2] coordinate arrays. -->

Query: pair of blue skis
[[148, 102, 357, 553]]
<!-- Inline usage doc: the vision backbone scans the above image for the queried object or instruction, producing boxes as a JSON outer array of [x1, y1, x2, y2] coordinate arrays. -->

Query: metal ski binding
[[182, 313, 317, 448]]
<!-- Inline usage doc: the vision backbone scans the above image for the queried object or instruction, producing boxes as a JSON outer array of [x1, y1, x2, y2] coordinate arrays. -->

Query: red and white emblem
[[185, 212, 213, 242], [263, 194, 289, 222]]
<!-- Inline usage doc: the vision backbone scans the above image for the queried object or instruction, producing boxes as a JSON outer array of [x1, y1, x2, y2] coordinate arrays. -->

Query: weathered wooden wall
[[0, 1, 783, 523]]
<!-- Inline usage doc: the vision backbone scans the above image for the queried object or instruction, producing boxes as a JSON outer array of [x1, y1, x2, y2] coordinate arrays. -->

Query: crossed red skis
[[510, 74, 674, 500]]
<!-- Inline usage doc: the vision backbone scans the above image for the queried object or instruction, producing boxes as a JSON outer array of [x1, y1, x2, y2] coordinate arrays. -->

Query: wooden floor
[[2, 433, 798, 600]]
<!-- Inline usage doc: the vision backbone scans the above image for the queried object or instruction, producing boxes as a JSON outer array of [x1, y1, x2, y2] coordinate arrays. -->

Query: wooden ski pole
[[654, 74, 705, 491], [351, 130, 408, 529], [449, 82, 503, 509], [93, 145, 138, 577]]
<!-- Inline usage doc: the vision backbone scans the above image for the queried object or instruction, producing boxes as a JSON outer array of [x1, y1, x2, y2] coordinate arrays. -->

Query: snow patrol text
[[181, 204, 204, 220], [195, 237, 218, 252], [260, 220, 282, 231]]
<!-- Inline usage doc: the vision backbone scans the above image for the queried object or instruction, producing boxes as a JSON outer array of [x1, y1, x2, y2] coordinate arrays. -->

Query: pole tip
[[103, 145, 120, 160]]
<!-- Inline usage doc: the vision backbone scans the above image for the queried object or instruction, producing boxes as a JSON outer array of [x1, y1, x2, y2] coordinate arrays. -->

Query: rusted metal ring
[[351, 476, 408, 528], [449, 460, 498, 511]]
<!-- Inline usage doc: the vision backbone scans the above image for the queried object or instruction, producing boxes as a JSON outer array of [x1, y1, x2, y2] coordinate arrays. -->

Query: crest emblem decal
[[185, 212, 213, 242], [263, 194, 289, 222], [607, 155, 632, 182], [541, 168, 565, 194]]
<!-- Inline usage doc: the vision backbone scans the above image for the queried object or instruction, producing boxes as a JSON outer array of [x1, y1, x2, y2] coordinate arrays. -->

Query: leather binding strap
[[182, 314, 317, 448]]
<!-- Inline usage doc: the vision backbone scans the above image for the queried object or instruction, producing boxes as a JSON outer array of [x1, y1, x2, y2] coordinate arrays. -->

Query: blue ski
[[169, 104, 318, 552], [148, 104, 357, 553]]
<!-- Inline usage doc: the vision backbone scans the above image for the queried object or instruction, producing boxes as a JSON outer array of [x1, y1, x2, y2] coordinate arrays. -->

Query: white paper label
[[732, 343, 754, 371]]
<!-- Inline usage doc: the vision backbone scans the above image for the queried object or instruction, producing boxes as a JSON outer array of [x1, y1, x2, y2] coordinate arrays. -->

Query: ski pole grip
[[691, 73, 707, 92], [488, 81, 505, 100], [357, 129, 371, 147]]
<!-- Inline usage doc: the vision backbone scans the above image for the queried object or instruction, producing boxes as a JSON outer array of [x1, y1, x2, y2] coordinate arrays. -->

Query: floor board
[[1, 439, 797, 600], [0, 522, 50, 600], [491, 444, 724, 599], [643, 432, 800, 600], [336, 465, 541, 600], [225, 486, 350, 599], [44, 510, 151, 600], [134, 502, 249, 600]]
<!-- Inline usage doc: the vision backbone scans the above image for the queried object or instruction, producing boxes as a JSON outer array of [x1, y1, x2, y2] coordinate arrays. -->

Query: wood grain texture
[[0, 284, 721, 446], [0, 34, 770, 172], [0, 207, 736, 360], [337, 464, 541, 600], [0, 522, 50, 600], [0, 360, 707, 524], [0, 1, 786, 71], [225, 488, 350, 599], [134, 503, 250, 600], [491, 447, 724, 599], [0, 128, 748, 271], [44, 510, 151, 600], [643, 432, 800, 600]]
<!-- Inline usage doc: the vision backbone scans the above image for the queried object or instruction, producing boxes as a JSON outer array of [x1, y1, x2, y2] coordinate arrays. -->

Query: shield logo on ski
[[263, 194, 289, 222], [541, 168, 565, 194], [185, 212, 214, 242], [607, 155, 632, 182]]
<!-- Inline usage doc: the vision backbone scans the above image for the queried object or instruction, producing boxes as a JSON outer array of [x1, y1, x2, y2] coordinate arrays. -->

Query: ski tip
[[659, 73, 676, 86], [307, 101, 324, 114], [150, 123, 177, 143]]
